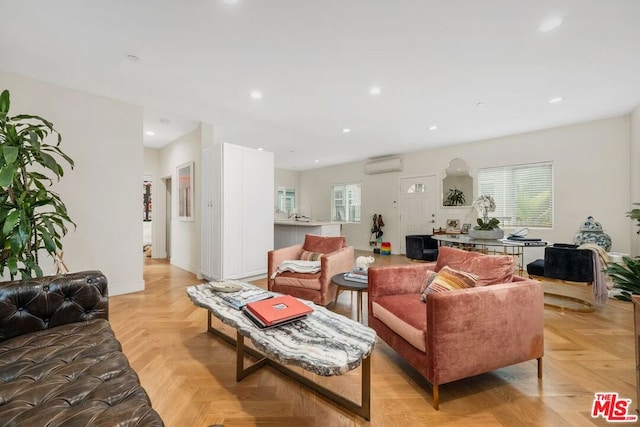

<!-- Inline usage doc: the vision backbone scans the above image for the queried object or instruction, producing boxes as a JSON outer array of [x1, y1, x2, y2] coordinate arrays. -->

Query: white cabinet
[[201, 143, 274, 281]]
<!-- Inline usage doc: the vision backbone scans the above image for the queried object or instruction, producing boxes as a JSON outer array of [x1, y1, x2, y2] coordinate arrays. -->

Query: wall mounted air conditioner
[[364, 157, 403, 174]]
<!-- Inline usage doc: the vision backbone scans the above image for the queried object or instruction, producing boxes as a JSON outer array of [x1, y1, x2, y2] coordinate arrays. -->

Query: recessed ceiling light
[[126, 54, 140, 62], [250, 90, 262, 99], [314, 160, 320, 163], [342, 128, 351, 133], [257, 147, 264, 151], [428, 125, 438, 131], [548, 97, 563, 104], [539, 16, 564, 32], [476, 102, 485, 107], [159, 118, 170, 125], [222, 0, 239, 4], [145, 131, 155, 136], [369, 86, 382, 95]]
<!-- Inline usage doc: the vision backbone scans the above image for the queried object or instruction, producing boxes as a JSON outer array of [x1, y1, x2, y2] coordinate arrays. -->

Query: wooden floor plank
[[108, 253, 638, 426]]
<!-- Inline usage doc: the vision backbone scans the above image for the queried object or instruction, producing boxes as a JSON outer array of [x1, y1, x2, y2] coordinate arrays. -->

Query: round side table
[[331, 273, 368, 322]]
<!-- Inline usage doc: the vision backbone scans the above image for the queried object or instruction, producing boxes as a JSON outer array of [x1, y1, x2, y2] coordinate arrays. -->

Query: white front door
[[399, 175, 437, 253]]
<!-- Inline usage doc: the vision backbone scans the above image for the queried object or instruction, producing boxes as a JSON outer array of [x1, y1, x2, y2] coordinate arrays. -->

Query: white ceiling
[[1, 1, 640, 170]]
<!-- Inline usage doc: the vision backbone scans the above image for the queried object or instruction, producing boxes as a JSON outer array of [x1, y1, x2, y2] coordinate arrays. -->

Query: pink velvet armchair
[[367, 246, 544, 409], [268, 234, 354, 306]]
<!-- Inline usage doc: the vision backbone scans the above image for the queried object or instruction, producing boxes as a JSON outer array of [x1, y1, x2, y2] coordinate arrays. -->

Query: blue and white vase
[[574, 216, 612, 251]]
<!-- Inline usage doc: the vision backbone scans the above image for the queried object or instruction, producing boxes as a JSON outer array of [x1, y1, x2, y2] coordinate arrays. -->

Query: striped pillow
[[300, 250, 323, 261], [421, 266, 478, 301]]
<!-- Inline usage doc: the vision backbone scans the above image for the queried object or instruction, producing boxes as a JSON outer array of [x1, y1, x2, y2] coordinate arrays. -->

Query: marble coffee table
[[186, 281, 377, 420]]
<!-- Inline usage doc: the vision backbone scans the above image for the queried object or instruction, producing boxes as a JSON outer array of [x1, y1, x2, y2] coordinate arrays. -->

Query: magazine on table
[[344, 269, 368, 283], [242, 306, 308, 329], [244, 294, 313, 327], [221, 288, 273, 310]]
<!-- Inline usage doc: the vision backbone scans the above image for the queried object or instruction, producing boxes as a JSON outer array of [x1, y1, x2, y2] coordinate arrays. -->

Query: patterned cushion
[[300, 250, 323, 261], [421, 266, 478, 301], [419, 270, 438, 294]]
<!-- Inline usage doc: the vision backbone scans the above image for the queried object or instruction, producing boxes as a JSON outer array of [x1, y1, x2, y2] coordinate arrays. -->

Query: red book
[[246, 295, 313, 326]]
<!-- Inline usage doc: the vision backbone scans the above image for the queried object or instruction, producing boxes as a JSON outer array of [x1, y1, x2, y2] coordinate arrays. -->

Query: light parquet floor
[[108, 253, 638, 427]]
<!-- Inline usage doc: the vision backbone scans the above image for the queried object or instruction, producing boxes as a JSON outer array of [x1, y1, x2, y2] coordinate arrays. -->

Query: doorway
[[399, 175, 437, 254]]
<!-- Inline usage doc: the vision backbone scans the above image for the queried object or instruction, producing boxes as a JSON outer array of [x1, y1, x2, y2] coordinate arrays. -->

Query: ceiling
[[1, 1, 640, 170]]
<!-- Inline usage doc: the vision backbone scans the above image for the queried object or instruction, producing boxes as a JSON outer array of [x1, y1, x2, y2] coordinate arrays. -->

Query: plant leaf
[[0, 164, 17, 187], [2, 146, 19, 165]]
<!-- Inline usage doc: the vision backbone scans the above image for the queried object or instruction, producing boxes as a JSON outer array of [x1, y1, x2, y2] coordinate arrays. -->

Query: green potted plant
[[0, 89, 75, 279], [443, 187, 466, 206], [468, 194, 504, 239], [605, 204, 640, 301]]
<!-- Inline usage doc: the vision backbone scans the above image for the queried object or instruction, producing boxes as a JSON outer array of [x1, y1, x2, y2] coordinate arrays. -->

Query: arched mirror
[[442, 158, 473, 207]]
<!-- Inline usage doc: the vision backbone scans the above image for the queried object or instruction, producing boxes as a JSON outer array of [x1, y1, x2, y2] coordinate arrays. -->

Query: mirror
[[276, 187, 296, 215], [442, 158, 473, 207]]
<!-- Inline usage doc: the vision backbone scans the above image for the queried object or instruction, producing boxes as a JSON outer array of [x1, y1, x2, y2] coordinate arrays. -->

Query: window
[[477, 162, 553, 228], [331, 183, 361, 222]]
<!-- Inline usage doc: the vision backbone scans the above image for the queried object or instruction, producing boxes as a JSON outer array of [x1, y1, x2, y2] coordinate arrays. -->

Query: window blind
[[478, 162, 553, 228]]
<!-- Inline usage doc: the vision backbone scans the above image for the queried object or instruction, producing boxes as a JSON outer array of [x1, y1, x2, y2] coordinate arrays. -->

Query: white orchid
[[472, 195, 500, 230]]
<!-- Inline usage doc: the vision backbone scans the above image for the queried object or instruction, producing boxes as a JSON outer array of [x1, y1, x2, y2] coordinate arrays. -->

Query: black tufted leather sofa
[[0, 270, 164, 426]]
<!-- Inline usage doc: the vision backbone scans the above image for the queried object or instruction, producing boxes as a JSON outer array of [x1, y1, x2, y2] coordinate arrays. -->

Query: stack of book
[[221, 289, 273, 310], [344, 269, 368, 284], [243, 294, 313, 329]]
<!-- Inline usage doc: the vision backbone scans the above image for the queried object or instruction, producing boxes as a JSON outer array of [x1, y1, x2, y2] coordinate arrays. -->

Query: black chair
[[526, 243, 595, 312], [405, 235, 439, 262]]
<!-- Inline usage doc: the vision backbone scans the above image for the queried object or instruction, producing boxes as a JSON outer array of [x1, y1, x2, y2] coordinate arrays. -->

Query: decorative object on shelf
[[461, 223, 471, 234], [443, 187, 466, 206], [469, 194, 504, 239], [574, 216, 611, 251], [445, 218, 461, 233]]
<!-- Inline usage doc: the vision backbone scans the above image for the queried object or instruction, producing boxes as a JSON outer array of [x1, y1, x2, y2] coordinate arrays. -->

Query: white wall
[[300, 115, 632, 263], [1, 71, 144, 295], [158, 126, 203, 274]]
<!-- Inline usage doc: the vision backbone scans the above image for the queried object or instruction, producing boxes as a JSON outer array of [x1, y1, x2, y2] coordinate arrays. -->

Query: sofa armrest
[[267, 244, 304, 288], [0, 270, 108, 343], [425, 279, 544, 385], [368, 263, 434, 299], [319, 246, 355, 289]]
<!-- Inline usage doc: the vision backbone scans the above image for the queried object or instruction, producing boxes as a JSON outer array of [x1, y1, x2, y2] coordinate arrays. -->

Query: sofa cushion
[[0, 318, 162, 426], [303, 234, 346, 254], [421, 266, 478, 301], [372, 294, 426, 352], [459, 255, 514, 286], [300, 250, 323, 261], [419, 270, 438, 294], [435, 246, 484, 271], [273, 271, 322, 290]]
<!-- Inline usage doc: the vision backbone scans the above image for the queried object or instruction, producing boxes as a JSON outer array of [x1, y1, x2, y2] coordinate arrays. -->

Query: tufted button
[[18, 307, 24, 311], [65, 297, 71, 302], [43, 285, 49, 291]]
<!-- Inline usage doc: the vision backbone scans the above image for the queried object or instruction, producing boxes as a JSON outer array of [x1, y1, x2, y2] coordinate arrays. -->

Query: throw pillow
[[458, 255, 514, 286], [300, 250, 323, 261], [302, 234, 346, 254], [419, 270, 438, 294], [421, 266, 478, 302]]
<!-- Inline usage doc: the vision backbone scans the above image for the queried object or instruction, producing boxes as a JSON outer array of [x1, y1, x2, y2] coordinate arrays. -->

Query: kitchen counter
[[274, 220, 341, 248]]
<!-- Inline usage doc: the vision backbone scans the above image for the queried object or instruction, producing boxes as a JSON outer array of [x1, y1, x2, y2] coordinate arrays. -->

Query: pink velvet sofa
[[367, 246, 544, 409]]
